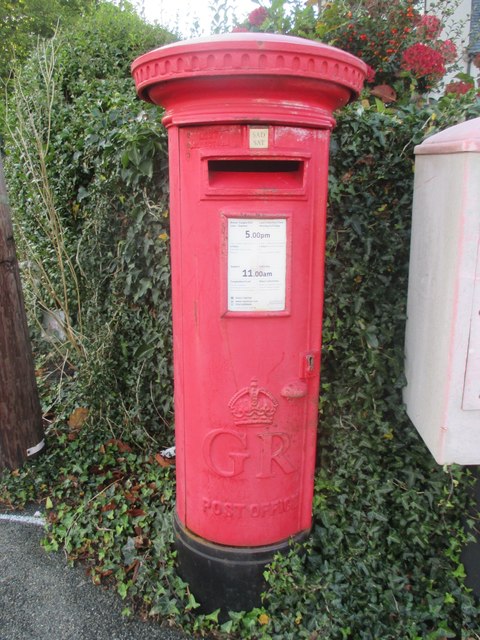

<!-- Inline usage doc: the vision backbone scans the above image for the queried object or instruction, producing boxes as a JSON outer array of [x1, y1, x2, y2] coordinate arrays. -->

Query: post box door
[[169, 124, 329, 547], [463, 240, 480, 410]]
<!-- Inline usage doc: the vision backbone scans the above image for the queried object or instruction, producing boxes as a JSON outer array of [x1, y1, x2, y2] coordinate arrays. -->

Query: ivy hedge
[[3, 3, 176, 441], [2, 2, 480, 638]]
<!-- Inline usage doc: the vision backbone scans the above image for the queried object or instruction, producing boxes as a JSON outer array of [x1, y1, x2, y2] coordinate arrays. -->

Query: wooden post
[[0, 155, 44, 470]]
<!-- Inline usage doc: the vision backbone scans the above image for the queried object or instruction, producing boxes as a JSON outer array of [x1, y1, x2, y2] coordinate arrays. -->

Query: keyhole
[[306, 354, 315, 371]]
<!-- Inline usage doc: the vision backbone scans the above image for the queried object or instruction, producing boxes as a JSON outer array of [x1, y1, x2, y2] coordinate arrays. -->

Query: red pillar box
[[132, 34, 366, 612]]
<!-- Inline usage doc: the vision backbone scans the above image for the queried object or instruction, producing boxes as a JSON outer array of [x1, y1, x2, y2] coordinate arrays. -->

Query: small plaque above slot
[[249, 127, 269, 149]]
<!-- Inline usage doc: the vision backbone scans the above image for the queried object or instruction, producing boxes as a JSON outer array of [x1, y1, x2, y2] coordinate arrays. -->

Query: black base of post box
[[173, 513, 309, 615]]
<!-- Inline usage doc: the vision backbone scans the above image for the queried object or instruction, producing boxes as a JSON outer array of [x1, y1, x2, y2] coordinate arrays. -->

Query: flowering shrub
[[316, 0, 460, 96], [319, 1, 419, 84], [234, 1, 466, 101]]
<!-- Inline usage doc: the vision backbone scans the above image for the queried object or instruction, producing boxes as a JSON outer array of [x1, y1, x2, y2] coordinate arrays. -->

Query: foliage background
[[1, 1, 480, 639], [3, 1, 176, 441], [0, 0, 102, 130]]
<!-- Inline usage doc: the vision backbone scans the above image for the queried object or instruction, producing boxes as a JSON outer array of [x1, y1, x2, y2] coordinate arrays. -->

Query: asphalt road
[[0, 511, 192, 640]]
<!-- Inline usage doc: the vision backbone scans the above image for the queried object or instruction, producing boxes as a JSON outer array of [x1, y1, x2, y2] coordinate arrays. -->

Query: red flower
[[445, 81, 474, 95], [416, 14, 443, 40], [401, 43, 446, 78], [248, 6, 268, 27], [437, 39, 457, 64], [365, 64, 376, 83]]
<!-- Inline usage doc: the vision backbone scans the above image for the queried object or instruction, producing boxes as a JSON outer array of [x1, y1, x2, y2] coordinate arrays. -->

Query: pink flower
[[248, 6, 268, 27], [232, 25, 249, 32], [416, 14, 443, 40], [437, 39, 457, 64], [365, 64, 376, 83], [401, 43, 446, 79]]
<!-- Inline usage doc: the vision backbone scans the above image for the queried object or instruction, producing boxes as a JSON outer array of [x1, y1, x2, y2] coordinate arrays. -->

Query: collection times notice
[[228, 218, 287, 312]]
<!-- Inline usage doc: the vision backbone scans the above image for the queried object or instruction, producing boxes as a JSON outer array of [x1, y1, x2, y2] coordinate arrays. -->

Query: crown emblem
[[229, 379, 278, 426]]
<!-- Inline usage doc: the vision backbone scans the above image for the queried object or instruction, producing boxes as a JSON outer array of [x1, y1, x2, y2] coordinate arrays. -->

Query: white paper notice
[[228, 218, 287, 312]]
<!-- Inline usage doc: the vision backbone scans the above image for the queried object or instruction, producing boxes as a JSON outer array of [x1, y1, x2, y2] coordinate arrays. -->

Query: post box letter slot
[[208, 159, 304, 190]]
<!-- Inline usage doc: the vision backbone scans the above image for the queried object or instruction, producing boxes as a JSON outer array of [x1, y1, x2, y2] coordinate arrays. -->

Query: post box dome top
[[131, 33, 367, 128]]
